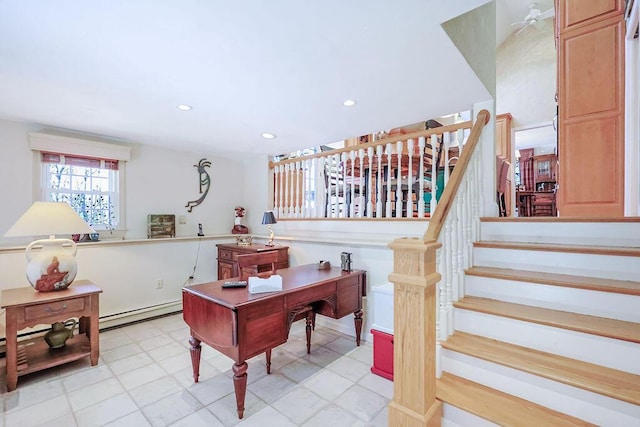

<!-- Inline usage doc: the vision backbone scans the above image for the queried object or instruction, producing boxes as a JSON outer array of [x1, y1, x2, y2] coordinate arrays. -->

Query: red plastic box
[[371, 329, 394, 380]]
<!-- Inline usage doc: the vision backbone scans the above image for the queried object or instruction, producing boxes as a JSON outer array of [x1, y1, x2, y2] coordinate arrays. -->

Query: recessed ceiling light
[[177, 104, 192, 111], [343, 99, 356, 107], [262, 132, 276, 139]]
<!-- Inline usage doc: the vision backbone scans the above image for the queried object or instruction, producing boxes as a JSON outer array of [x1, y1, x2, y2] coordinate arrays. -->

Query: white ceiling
[[0, 1, 550, 156]]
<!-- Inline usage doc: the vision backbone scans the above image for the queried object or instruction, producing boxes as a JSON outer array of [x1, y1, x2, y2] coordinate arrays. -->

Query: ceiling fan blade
[[540, 8, 555, 19]]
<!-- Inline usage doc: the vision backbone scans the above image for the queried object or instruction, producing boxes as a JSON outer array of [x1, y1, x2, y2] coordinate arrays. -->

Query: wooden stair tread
[[454, 296, 640, 343], [474, 241, 640, 257], [443, 332, 640, 406], [466, 266, 640, 296], [481, 217, 640, 223], [437, 372, 596, 427]]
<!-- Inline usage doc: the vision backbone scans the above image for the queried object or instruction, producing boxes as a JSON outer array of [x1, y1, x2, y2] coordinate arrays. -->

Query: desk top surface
[[1, 280, 102, 308], [183, 264, 364, 309]]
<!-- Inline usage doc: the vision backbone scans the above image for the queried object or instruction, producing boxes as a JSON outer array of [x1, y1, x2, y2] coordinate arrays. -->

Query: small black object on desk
[[222, 281, 247, 288]]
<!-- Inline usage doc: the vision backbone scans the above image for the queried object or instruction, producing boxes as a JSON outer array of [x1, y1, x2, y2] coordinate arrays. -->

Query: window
[[29, 131, 131, 237], [41, 152, 120, 231]]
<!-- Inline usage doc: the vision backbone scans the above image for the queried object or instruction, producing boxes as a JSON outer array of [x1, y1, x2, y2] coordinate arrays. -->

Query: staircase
[[436, 218, 640, 427]]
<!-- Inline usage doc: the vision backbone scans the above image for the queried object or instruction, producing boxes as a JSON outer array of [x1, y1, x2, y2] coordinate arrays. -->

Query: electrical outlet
[[155, 279, 164, 289]]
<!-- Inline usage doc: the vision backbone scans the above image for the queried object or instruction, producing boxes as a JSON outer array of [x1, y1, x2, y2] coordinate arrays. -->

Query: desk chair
[[236, 252, 314, 374]]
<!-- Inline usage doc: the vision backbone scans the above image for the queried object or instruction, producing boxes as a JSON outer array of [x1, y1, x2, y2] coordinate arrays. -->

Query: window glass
[[42, 156, 119, 231]]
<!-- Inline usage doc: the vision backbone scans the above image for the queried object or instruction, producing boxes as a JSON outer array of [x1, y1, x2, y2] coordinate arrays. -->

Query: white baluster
[[443, 132, 450, 186], [358, 149, 365, 218], [376, 145, 383, 218], [278, 165, 286, 217], [293, 161, 300, 218], [430, 135, 438, 213], [386, 143, 392, 218], [418, 137, 426, 217], [407, 139, 414, 219], [341, 152, 348, 218], [395, 140, 403, 218], [284, 163, 291, 217], [349, 150, 356, 218], [334, 153, 341, 218], [273, 166, 280, 217], [367, 147, 373, 218]]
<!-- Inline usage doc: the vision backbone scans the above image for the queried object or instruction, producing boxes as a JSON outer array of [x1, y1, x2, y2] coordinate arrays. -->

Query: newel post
[[387, 237, 442, 427]]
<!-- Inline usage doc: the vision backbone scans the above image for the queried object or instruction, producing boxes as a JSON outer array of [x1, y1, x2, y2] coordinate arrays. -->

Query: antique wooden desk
[[1, 280, 102, 391], [182, 264, 366, 419]]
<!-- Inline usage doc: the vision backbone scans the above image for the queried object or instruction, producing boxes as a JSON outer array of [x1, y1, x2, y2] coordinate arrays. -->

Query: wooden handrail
[[269, 120, 473, 168], [424, 110, 490, 241]]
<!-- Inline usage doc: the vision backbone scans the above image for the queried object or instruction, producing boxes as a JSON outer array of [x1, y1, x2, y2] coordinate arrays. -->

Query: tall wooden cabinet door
[[557, 0, 625, 217], [495, 113, 513, 216]]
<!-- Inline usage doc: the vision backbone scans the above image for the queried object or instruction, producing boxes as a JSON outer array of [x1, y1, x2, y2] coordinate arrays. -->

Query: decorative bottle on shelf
[[44, 319, 77, 349]]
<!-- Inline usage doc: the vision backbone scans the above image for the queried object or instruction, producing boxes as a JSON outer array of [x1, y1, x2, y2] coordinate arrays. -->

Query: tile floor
[[0, 313, 392, 426]]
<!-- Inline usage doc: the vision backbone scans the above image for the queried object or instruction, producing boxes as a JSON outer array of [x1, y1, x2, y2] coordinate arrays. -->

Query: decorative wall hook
[[185, 158, 211, 212]]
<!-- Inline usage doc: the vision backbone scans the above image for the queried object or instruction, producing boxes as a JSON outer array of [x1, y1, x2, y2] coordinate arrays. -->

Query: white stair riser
[[441, 403, 499, 427], [481, 222, 640, 247], [442, 349, 640, 427], [465, 276, 640, 322], [454, 309, 640, 374], [473, 247, 640, 281]]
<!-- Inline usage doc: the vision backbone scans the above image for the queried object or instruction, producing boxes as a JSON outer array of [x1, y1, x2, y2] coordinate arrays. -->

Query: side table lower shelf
[[17, 334, 92, 377]]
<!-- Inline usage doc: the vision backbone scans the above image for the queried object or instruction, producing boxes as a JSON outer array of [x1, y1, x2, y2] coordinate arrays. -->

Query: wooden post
[[387, 237, 442, 427]]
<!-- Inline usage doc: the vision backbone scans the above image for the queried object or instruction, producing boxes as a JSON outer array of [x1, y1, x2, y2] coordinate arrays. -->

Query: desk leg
[[189, 336, 202, 383], [6, 308, 17, 392], [354, 309, 363, 346], [265, 349, 272, 374], [232, 361, 248, 419]]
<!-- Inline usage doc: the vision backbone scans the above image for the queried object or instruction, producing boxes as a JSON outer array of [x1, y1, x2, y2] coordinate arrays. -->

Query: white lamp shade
[[4, 202, 95, 292], [4, 202, 95, 238]]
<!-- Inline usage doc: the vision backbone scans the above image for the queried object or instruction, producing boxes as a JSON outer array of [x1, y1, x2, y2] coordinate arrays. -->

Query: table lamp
[[4, 202, 95, 292], [261, 211, 277, 246]]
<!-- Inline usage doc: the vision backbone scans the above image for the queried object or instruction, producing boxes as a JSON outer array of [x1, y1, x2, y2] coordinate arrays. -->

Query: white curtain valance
[[29, 132, 131, 161]]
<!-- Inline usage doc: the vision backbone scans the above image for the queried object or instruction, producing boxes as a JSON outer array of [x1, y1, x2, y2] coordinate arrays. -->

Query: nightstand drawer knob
[[46, 304, 67, 314]]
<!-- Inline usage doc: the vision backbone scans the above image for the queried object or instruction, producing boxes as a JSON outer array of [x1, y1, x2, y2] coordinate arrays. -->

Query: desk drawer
[[218, 249, 233, 260], [286, 282, 336, 308], [337, 275, 360, 288], [24, 297, 85, 321]]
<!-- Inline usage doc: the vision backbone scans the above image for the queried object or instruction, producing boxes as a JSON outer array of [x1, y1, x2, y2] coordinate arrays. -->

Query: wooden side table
[[1, 280, 102, 391]]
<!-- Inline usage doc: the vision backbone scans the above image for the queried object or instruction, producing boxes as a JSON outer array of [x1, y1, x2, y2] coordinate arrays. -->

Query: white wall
[[0, 118, 246, 335], [496, 22, 556, 129]]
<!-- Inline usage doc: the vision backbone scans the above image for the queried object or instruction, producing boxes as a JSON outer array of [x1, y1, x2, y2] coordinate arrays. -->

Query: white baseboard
[[99, 300, 183, 330]]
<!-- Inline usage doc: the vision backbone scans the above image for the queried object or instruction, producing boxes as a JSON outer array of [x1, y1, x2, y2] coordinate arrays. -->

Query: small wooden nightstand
[[1, 280, 102, 391], [216, 243, 289, 280]]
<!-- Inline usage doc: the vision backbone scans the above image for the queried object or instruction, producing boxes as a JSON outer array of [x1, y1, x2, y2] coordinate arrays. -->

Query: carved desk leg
[[265, 349, 272, 374], [232, 361, 248, 419], [188, 336, 201, 383], [354, 309, 363, 346]]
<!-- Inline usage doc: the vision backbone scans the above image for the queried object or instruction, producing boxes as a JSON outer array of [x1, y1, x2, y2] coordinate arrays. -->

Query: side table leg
[[6, 309, 18, 392], [89, 295, 100, 365], [189, 336, 202, 383], [232, 361, 248, 419], [353, 309, 363, 346]]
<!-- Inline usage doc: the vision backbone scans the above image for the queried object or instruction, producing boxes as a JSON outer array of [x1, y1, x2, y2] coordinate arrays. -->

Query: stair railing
[[387, 110, 490, 426], [269, 121, 472, 220]]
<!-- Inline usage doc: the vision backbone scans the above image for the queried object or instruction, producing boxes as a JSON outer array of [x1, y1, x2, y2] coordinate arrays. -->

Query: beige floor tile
[[117, 363, 167, 390], [103, 410, 152, 427], [129, 376, 184, 408], [247, 372, 297, 404], [300, 403, 358, 427], [75, 393, 138, 426], [67, 377, 124, 411], [5, 377, 65, 413], [302, 369, 353, 401], [141, 390, 202, 427], [137, 333, 176, 352], [186, 372, 235, 406], [271, 387, 329, 425], [108, 352, 154, 376], [5, 395, 71, 427], [326, 354, 371, 383], [101, 342, 144, 363], [169, 408, 224, 427], [236, 406, 297, 427], [358, 372, 393, 399], [334, 384, 389, 422], [205, 390, 266, 426]]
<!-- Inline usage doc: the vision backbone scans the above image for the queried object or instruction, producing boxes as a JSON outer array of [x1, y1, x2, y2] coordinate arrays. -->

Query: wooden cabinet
[[495, 113, 513, 216], [216, 244, 289, 280], [533, 154, 558, 188], [556, 0, 625, 216]]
